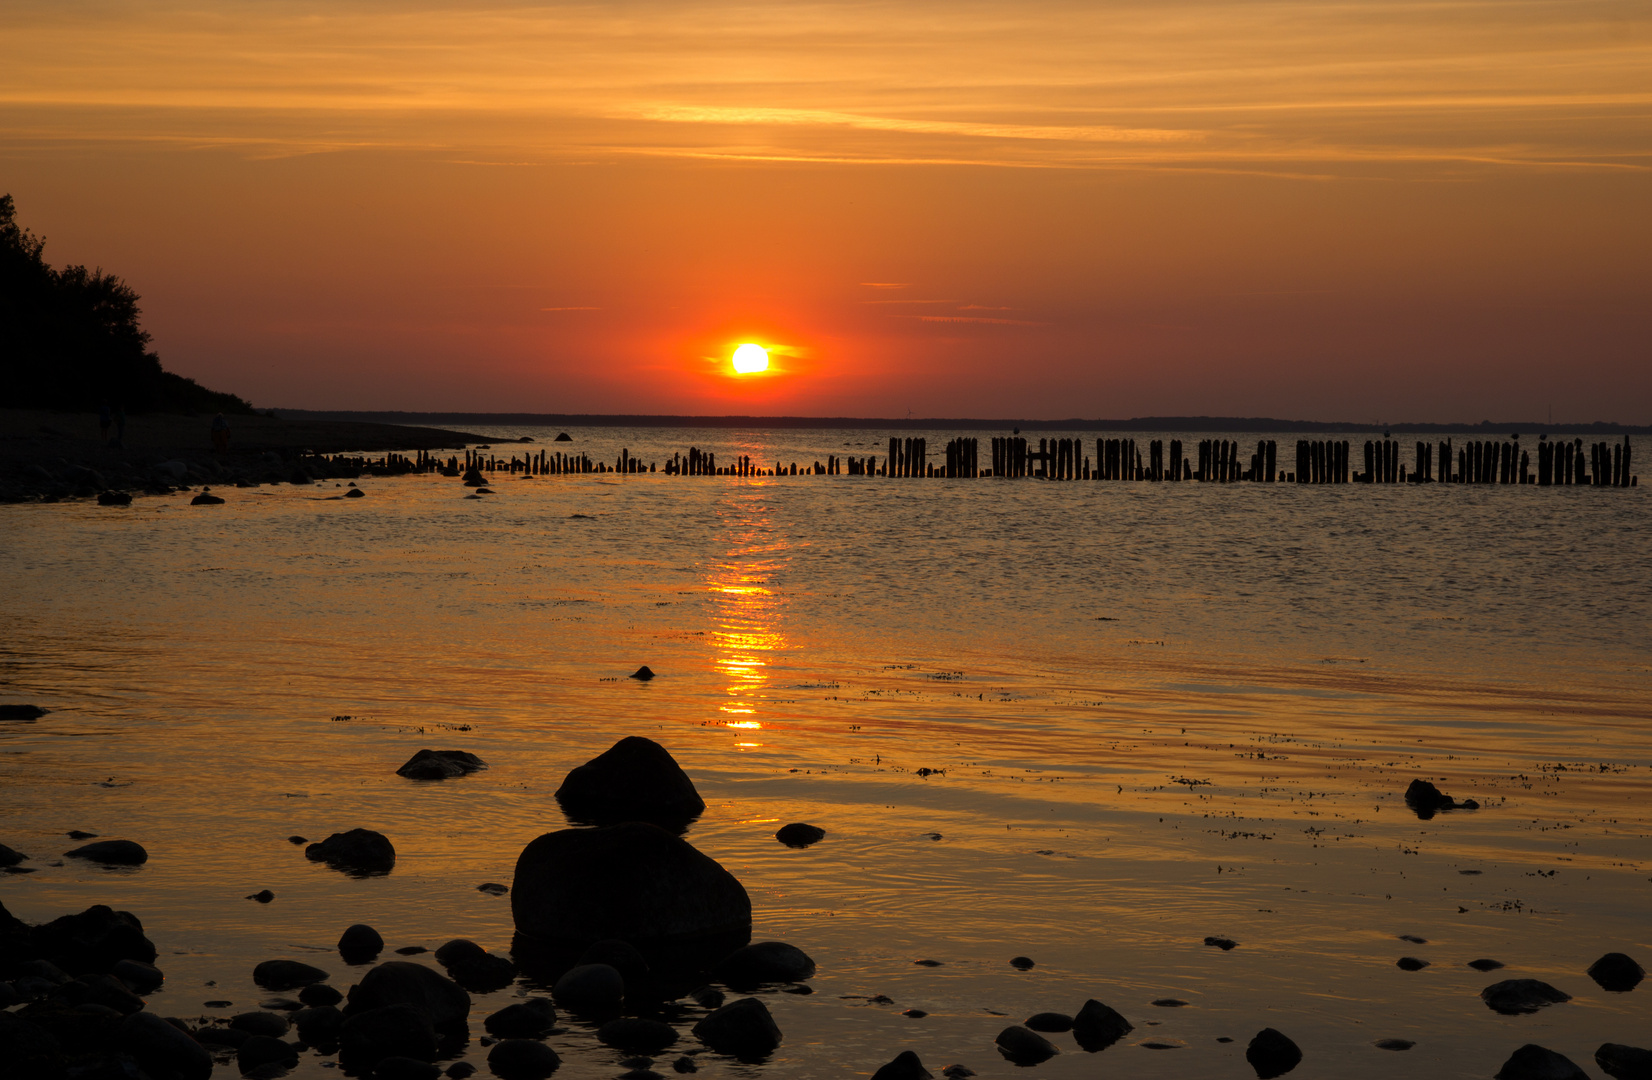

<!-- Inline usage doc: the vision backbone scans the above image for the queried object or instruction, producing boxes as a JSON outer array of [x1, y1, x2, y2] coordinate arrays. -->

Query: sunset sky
[[4, 1, 1649, 421]]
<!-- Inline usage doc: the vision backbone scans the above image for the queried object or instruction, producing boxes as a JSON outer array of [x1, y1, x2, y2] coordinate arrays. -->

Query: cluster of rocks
[[5, 450, 375, 505]]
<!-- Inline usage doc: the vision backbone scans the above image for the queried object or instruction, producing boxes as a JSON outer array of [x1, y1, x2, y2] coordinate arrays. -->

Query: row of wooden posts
[[330, 437, 1637, 488]]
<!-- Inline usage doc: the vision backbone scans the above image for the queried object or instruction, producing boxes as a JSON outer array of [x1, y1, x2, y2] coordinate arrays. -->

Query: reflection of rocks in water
[[554, 737, 704, 831]]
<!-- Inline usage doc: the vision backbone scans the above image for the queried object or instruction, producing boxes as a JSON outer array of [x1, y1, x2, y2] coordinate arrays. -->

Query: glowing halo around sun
[[731, 343, 769, 374]]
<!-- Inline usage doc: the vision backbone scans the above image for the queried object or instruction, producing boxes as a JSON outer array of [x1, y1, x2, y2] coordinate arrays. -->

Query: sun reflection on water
[[706, 481, 790, 736]]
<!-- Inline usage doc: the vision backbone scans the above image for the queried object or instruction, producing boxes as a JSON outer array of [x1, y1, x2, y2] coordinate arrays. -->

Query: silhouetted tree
[[0, 193, 254, 414]]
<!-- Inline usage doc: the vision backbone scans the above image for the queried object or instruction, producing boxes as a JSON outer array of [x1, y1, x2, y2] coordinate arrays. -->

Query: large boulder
[[872, 1051, 932, 1080], [552, 963, 625, 1012], [484, 998, 557, 1038], [995, 1026, 1057, 1065], [1246, 1028, 1302, 1078], [344, 961, 470, 1025], [253, 959, 328, 991], [396, 749, 487, 780], [0, 1011, 66, 1080], [305, 829, 395, 874], [119, 1011, 212, 1080], [1587, 953, 1645, 993], [511, 822, 750, 947], [553, 737, 705, 826], [339, 1004, 437, 1071], [34, 905, 157, 973], [338, 923, 384, 963], [1482, 980, 1571, 1015], [1597, 1043, 1652, 1079]]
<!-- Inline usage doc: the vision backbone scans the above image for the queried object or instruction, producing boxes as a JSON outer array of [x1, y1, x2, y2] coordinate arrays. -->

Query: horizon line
[[271, 409, 1652, 435]]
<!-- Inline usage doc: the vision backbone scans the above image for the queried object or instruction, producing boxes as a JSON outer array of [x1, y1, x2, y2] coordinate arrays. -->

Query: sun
[[731, 343, 769, 374]]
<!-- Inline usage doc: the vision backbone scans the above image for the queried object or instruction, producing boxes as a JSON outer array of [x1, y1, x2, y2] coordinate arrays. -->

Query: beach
[[1, 424, 1648, 1079]]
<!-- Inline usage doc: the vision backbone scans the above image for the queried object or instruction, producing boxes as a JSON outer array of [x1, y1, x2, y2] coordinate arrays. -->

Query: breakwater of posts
[[318, 435, 1637, 487]]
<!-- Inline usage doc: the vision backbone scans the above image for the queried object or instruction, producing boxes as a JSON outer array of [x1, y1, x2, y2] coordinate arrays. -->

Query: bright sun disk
[[732, 343, 769, 374]]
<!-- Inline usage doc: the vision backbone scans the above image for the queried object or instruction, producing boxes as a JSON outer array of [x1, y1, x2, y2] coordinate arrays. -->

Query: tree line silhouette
[[1, 193, 253, 414]]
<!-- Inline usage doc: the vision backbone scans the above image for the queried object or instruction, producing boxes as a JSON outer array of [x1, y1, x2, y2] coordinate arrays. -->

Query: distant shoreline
[[274, 409, 1652, 436]]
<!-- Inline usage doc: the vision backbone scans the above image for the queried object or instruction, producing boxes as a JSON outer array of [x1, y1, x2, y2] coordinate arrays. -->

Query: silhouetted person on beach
[[99, 401, 113, 444], [211, 412, 230, 453]]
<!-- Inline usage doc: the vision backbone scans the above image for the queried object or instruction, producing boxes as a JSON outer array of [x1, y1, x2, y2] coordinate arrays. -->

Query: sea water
[[1, 426, 1648, 1079]]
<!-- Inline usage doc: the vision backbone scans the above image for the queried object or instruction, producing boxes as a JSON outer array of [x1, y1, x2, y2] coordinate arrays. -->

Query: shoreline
[[0, 409, 492, 503]]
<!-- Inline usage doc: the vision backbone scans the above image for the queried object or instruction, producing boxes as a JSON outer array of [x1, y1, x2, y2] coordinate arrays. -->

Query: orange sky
[[3, 1, 1649, 420]]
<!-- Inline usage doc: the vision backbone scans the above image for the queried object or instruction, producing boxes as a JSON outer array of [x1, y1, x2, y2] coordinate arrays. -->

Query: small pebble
[[1203, 936, 1238, 951], [1151, 999, 1188, 1007], [914, 959, 943, 967], [902, 1009, 927, 1018], [246, 890, 274, 903], [1009, 956, 1035, 970], [1469, 959, 1505, 972], [1375, 1038, 1415, 1050], [1396, 957, 1429, 971]]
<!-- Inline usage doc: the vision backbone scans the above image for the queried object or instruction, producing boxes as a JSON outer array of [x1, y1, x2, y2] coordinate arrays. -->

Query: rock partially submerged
[[716, 941, 815, 988], [120, 1010, 213, 1080], [253, 959, 328, 991], [488, 1038, 561, 1079], [553, 737, 705, 827], [1587, 952, 1645, 993], [775, 823, 825, 848], [339, 1003, 437, 1071], [1404, 778, 1480, 819], [1596, 1043, 1652, 1079], [1482, 979, 1572, 1015], [511, 822, 750, 948], [395, 749, 487, 780], [484, 998, 557, 1038], [343, 960, 470, 1025], [995, 1025, 1058, 1064], [692, 996, 781, 1060], [872, 1050, 932, 1080], [338, 923, 385, 963], [0, 843, 28, 867], [552, 963, 625, 1012], [0, 704, 47, 720], [1496, 1044, 1589, 1080], [305, 829, 395, 874], [433, 938, 515, 992], [1246, 1028, 1302, 1078], [63, 840, 147, 866], [1072, 998, 1132, 1051]]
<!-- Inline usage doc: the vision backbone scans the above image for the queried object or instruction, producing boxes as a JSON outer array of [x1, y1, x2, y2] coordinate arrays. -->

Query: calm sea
[[2, 426, 1648, 1079]]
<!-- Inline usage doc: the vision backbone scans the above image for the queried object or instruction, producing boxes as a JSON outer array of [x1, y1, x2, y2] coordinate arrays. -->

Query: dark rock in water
[[598, 1017, 679, 1052], [1009, 956, 1035, 970], [397, 946, 429, 955], [940, 1067, 974, 1079], [462, 468, 487, 487], [51, 973, 144, 1014], [247, 889, 275, 903], [630, 666, 656, 680], [18, 958, 72, 984], [339, 1003, 437, 1071], [1024, 1011, 1073, 1033], [96, 491, 131, 506], [1397, 957, 1430, 971], [434, 939, 487, 968], [995, 1025, 1058, 1064], [237, 1033, 300, 1073], [110, 959, 163, 993], [871, 1050, 932, 1080], [435, 940, 515, 992], [552, 963, 625, 1012], [691, 986, 724, 1010], [0, 844, 29, 866], [692, 996, 781, 1060], [1495, 1044, 1589, 1080], [448, 1063, 480, 1079], [344, 961, 470, 1025], [902, 1008, 926, 1017], [299, 982, 343, 1007], [253, 959, 328, 991], [0, 705, 48, 720], [375, 1057, 441, 1080], [484, 998, 557, 1038], [294, 1004, 344, 1044], [775, 823, 825, 848], [66, 830, 98, 840], [1246, 1028, 1302, 1078], [555, 432, 572, 442], [1596, 1043, 1652, 1079], [0, 1010, 66, 1080], [488, 1039, 562, 1078], [913, 959, 943, 967], [196, 1024, 250, 1047], [1587, 952, 1645, 992], [190, 492, 224, 505], [511, 822, 750, 946], [1073, 998, 1132, 1051], [63, 839, 147, 865], [716, 941, 815, 988], [553, 737, 705, 827], [306, 829, 396, 874], [288, 835, 307, 845], [119, 1010, 211, 1080], [1204, 936, 1238, 950], [1482, 979, 1572, 1015], [1469, 959, 1506, 972], [396, 749, 487, 780], [1398, 934, 1428, 944], [1404, 778, 1478, 819], [339, 923, 385, 962], [578, 939, 652, 989], [1375, 1039, 1415, 1050], [478, 882, 509, 896], [672, 1057, 698, 1074], [1151, 998, 1188, 1007], [36, 904, 157, 972], [344, 488, 366, 499], [231, 1010, 291, 1037]]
